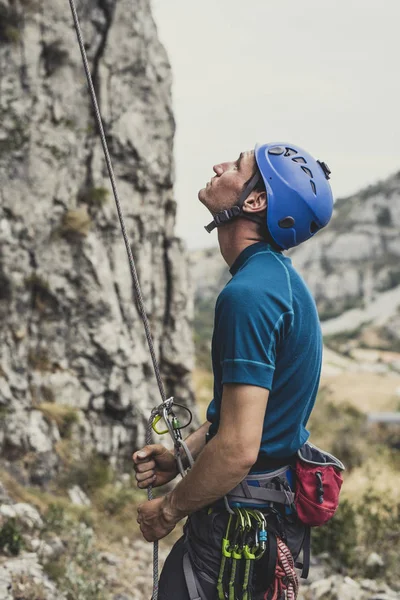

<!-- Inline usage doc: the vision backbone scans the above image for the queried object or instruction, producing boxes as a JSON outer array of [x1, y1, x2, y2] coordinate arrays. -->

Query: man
[[133, 143, 334, 599]]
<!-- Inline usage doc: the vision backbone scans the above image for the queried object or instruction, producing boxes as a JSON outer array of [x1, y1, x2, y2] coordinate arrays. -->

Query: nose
[[213, 164, 221, 175], [213, 163, 225, 176]]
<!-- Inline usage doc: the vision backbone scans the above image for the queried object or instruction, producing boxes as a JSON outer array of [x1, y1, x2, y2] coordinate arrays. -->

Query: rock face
[[0, 0, 194, 480], [190, 171, 400, 353]]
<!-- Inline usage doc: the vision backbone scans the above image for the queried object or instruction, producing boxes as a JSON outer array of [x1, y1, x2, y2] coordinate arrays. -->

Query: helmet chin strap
[[204, 172, 261, 233]]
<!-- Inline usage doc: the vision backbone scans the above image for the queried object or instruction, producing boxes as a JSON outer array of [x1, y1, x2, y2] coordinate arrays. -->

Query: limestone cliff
[[0, 0, 195, 482]]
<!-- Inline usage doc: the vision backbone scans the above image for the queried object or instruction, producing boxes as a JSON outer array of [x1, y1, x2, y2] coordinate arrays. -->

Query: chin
[[198, 188, 206, 203]]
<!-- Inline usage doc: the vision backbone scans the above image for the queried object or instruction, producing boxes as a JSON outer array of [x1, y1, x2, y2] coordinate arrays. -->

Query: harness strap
[[205, 171, 261, 233], [294, 525, 311, 579], [182, 551, 204, 600], [266, 532, 278, 590], [228, 481, 295, 506]]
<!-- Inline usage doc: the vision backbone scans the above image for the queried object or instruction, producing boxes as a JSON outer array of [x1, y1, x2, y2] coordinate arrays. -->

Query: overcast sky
[[151, 0, 400, 249]]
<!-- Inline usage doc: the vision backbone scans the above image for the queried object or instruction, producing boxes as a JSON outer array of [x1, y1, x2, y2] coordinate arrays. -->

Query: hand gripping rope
[[67, 2, 193, 598]]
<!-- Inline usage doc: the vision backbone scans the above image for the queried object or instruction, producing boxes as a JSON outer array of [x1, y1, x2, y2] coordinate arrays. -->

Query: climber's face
[[198, 150, 257, 215]]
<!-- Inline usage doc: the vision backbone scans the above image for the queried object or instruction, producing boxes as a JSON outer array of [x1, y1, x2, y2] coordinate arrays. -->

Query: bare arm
[[162, 384, 269, 520], [179, 420, 210, 469], [133, 420, 210, 489]]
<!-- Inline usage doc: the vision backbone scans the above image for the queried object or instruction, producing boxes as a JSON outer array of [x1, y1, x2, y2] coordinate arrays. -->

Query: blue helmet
[[254, 143, 334, 250], [205, 142, 334, 250]]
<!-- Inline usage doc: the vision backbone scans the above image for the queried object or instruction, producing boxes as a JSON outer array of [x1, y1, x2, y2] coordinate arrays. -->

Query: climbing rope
[[264, 538, 299, 600], [67, 2, 169, 598]]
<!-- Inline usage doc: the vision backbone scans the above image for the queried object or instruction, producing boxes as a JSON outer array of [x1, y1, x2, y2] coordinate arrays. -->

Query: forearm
[[178, 421, 210, 469], [165, 434, 250, 518]]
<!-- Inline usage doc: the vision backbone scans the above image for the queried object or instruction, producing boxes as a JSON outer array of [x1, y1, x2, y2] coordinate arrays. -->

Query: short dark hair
[[242, 168, 282, 250], [252, 167, 266, 193], [242, 166, 266, 194]]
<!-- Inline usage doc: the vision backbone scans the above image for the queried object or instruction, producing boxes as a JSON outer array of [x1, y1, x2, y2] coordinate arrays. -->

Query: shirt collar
[[229, 241, 278, 276]]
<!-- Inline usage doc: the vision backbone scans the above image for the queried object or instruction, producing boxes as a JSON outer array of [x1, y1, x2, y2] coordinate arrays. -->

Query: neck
[[217, 220, 264, 268]]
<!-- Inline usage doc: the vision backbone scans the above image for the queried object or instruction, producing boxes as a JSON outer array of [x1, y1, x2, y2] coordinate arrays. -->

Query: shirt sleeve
[[214, 283, 293, 390]]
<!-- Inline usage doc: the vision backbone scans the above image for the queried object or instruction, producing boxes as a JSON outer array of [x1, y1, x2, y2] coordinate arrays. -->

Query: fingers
[[132, 445, 164, 489], [136, 471, 157, 489], [132, 444, 163, 465], [135, 459, 156, 473]]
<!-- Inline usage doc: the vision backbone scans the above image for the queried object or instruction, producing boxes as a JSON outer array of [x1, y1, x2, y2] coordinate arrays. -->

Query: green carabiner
[[151, 414, 169, 435]]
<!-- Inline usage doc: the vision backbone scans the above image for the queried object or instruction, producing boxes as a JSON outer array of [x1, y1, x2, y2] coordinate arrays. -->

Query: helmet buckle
[[317, 160, 331, 180]]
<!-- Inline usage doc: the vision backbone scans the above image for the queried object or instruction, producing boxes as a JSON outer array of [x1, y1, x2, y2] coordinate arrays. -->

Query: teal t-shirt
[[206, 241, 322, 458]]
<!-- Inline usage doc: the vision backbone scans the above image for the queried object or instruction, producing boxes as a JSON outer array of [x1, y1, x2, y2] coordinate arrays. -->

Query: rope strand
[[68, 0, 167, 405], [67, 1, 165, 597]]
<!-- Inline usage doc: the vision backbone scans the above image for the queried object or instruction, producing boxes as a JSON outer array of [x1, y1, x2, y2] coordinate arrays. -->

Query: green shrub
[[0, 6, 21, 44], [60, 455, 112, 495], [356, 491, 400, 581], [79, 187, 109, 207], [61, 524, 107, 600], [0, 518, 24, 556], [43, 559, 66, 583], [312, 499, 358, 569], [312, 492, 400, 583], [44, 503, 67, 535], [101, 485, 140, 516], [38, 403, 79, 439], [44, 521, 108, 599]]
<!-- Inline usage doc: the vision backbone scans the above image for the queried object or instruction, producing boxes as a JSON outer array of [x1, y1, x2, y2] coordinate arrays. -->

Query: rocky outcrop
[[0, 0, 195, 481]]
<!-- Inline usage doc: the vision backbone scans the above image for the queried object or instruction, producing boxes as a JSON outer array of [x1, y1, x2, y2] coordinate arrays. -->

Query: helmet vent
[[310, 221, 319, 234], [310, 180, 317, 195], [279, 216, 295, 229], [284, 148, 297, 157], [292, 157, 307, 164], [301, 166, 313, 178], [268, 146, 285, 156]]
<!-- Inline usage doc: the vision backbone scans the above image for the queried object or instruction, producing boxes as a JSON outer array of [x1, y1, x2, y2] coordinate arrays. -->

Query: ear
[[242, 191, 267, 214]]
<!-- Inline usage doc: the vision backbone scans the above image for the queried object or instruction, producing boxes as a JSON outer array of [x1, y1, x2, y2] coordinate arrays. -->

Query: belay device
[[150, 397, 195, 477]]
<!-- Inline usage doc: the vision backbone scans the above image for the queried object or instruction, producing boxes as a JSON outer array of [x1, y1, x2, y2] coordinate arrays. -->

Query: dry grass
[[61, 207, 91, 237], [12, 573, 46, 600], [193, 367, 213, 421], [341, 449, 400, 503], [320, 370, 400, 414], [37, 403, 79, 438]]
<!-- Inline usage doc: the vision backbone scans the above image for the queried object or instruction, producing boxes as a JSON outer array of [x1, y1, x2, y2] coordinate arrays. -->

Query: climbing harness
[[182, 463, 315, 600]]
